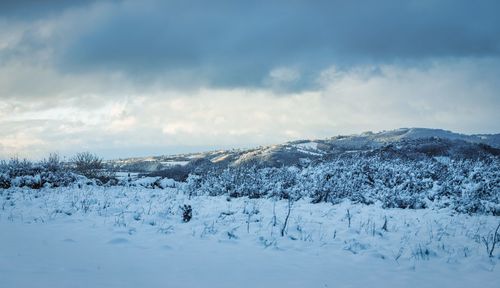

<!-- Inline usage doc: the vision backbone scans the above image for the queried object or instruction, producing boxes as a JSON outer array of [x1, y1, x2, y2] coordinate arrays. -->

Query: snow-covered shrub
[[0, 156, 82, 189], [183, 173, 204, 197], [11, 175, 42, 189], [117, 175, 176, 189], [159, 177, 176, 188]]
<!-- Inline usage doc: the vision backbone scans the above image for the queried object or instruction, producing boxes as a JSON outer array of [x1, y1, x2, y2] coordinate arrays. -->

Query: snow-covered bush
[[0, 155, 84, 189], [11, 175, 42, 189], [159, 177, 176, 188]]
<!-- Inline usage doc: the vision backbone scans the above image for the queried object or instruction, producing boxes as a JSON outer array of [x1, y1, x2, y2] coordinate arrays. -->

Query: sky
[[1, 0, 499, 159]]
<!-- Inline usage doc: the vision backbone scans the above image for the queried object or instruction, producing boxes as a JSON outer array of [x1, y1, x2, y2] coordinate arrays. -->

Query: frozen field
[[1, 186, 499, 288]]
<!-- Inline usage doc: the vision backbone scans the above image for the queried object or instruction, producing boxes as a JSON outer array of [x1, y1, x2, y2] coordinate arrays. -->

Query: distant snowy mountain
[[348, 128, 500, 148], [106, 128, 500, 178]]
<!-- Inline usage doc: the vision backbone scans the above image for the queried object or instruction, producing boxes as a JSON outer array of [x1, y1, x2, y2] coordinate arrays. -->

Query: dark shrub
[[181, 205, 192, 222]]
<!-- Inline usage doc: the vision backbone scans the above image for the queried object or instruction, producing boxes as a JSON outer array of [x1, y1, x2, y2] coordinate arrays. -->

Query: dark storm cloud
[[0, 0, 102, 19], [4, 0, 500, 89]]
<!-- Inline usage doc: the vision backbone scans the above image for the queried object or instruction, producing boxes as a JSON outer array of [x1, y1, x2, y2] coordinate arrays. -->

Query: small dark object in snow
[[182, 205, 192, 222]]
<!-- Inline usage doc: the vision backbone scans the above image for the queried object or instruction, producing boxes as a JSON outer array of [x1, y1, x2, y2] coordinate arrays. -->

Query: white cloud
[[0, 131, 46, 157], [317, 58, 500, 133], [268, 67, 301, 83]]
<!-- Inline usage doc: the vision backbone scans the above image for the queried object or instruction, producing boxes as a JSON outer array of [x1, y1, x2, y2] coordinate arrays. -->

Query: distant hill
[[106, 128, 500, 180]]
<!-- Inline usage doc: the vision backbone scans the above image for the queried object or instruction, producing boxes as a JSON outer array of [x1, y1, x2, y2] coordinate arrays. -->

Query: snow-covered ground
[[292, 141, 325, 156], [114, 172, 140, 181], [1, 186, 499, 288]]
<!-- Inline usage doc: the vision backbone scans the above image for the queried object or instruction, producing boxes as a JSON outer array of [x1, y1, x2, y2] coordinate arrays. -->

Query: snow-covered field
[[1, 186, 499, 288]]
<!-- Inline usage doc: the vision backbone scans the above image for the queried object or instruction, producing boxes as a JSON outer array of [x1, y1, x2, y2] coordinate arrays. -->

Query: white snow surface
[[294, 142, 319, 150], [114, 172, 140, 180], [292, 142, 324, 156], [1, 186, 499, 288], [160, 161, 190, 166]]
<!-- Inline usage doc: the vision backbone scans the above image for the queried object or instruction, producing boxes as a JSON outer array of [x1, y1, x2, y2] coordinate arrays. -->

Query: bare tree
[[43, 153, 62, 172], [72, 152, 107, 181]]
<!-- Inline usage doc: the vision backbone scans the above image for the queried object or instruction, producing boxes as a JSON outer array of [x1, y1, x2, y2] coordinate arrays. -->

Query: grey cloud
[[8, 0, 497, 90], [0, 0, 105, 20]]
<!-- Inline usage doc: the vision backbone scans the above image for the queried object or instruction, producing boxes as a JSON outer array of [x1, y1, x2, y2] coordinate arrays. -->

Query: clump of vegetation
[[71, 152, 115, 184], [0, 152, 116, 189], [0, 154, 77, 189], [181, 205, 192, 222]]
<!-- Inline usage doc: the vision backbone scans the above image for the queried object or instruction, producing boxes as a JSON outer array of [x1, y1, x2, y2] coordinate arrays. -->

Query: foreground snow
[[1, 186, 499, 288]]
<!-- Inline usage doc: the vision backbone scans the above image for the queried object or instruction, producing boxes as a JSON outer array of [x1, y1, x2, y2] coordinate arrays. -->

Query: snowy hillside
[[355, 128, 500, 147], [105, 128, 500, 177]]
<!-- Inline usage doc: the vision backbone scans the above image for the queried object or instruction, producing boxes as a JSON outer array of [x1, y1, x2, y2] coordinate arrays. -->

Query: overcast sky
[[1, 0, 499, 159]]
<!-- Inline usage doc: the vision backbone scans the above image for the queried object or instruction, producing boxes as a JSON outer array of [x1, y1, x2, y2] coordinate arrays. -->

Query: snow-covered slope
[[106, 128, 500, 177], [344, 128, 500, 147]]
